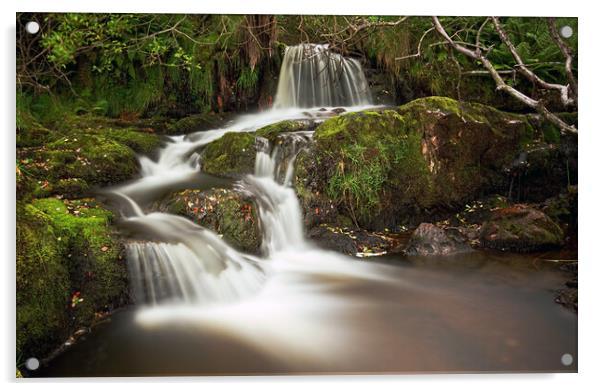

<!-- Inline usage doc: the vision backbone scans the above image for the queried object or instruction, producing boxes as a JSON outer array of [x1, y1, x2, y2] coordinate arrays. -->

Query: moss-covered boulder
[[17, 123, 162, 199], [201, 120, 310, 178], [161, 189, 260, 253], [165, 112, 233, 135], [295, 97, 535, 230], [16, 198, 128, 361], [255, 120, 309, 141], [16, 202, 71, 361], [201, 132, 257, 178], [480, 205, 564, 252]]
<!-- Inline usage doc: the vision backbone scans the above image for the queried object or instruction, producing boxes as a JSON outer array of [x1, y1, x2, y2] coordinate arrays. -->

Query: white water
[[105, 44, 406, 363], [274, 44, 372, 108]]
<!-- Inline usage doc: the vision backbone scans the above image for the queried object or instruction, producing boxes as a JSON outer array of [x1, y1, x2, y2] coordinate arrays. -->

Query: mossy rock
[[255, 120, 309, 141], [31, 198, 128, 325], [165, 112, 233, 135], [201, 132, 257, 178], [17, 131, 156, 198], [17, 115, 163, 199], [17, 197, 128, 361], [102, 127, 163, 155], [297, 96, 535, 230], [162, 189, 261, 253], [480, 205, 564, 252], [200, 120, 313, 178], [16, 201, 71, 360]]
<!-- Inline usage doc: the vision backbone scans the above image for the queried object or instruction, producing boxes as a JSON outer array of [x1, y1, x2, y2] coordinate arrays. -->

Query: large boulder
[[404, 223, 472, 256], [161, 188, 261, 253], [16, 201, 70, 361], [295, 96, 535, 230], [480, 204, 564, 252]]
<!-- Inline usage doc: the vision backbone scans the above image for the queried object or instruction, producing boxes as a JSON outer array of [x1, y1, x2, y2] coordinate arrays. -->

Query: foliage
[[17, 13, 280, 119]]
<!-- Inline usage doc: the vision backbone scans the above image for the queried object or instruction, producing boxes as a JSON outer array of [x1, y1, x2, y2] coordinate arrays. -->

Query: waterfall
[[274, 44, 372, 108], [108, 43, 378, 307], [238, 133, 312, 254]]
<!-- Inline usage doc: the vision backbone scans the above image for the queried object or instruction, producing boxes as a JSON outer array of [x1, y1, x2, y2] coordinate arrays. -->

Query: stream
[[35, 44, 576, 376]]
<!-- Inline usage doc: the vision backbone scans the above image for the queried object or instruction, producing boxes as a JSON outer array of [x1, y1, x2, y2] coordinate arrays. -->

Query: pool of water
[[34, 250, 577, 377]]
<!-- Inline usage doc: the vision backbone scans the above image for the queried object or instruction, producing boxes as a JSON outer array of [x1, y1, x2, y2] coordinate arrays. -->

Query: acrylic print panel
[[15, 13, 578, 377]]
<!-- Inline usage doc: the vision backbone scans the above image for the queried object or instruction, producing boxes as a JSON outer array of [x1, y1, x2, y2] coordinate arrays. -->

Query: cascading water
[[109, 43, 380, 308], [238, 133, 312, 254], [274, 44, 372, 108]]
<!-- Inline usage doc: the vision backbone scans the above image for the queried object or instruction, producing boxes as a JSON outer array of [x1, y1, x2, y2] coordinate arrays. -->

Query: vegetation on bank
[[17, 14, 576, 126]]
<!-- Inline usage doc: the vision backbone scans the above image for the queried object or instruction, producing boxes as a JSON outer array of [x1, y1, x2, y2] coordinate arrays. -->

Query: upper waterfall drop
[[273, 44, 372, 108]]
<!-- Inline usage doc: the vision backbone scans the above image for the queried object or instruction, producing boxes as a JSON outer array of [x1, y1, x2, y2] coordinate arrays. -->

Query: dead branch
[[492, 17, 574, 107], [547, 18, 578, 106], [432, 16, 577, 134]]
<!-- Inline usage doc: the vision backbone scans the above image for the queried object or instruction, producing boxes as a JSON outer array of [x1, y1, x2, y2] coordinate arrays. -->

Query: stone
[[404, 223, 472, 256], [480, 205, 564, 252]]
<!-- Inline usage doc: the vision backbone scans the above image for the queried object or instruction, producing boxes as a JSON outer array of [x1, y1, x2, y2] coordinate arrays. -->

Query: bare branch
[[432, 16, 577, 134], [395, 27, 435, 61], [547, 18, 578, 106], [492, 17, 574, 107]]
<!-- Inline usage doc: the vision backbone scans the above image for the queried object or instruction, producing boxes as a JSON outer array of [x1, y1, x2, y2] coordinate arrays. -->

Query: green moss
[[202, 132, 256, 177], [16, 202, 70, 359], [166, 112, 228, 135], [31, 198, 127, 326], [21, 132, 139, 192], [255, 120, 308, 141], [102, 128, 163, 154], [541, 122, 562, 144], [164, 189, 260, 253], [305, 97, 534, 228], [17, 93, 54, 148]]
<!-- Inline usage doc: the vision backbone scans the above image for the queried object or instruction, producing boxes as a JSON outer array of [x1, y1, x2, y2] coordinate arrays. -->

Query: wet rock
[[554, 261, 577, 312], [201, 120, 312, 178], [308, 224, 391, 256], [308, 225, 357, 255], [331, 107, 346, 115], [162, 188, 261, 253], [555, 288, 577, 313], [165, 112, 233, 135], [404, 223, 472, 256], [480, 205, 564, 252]]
